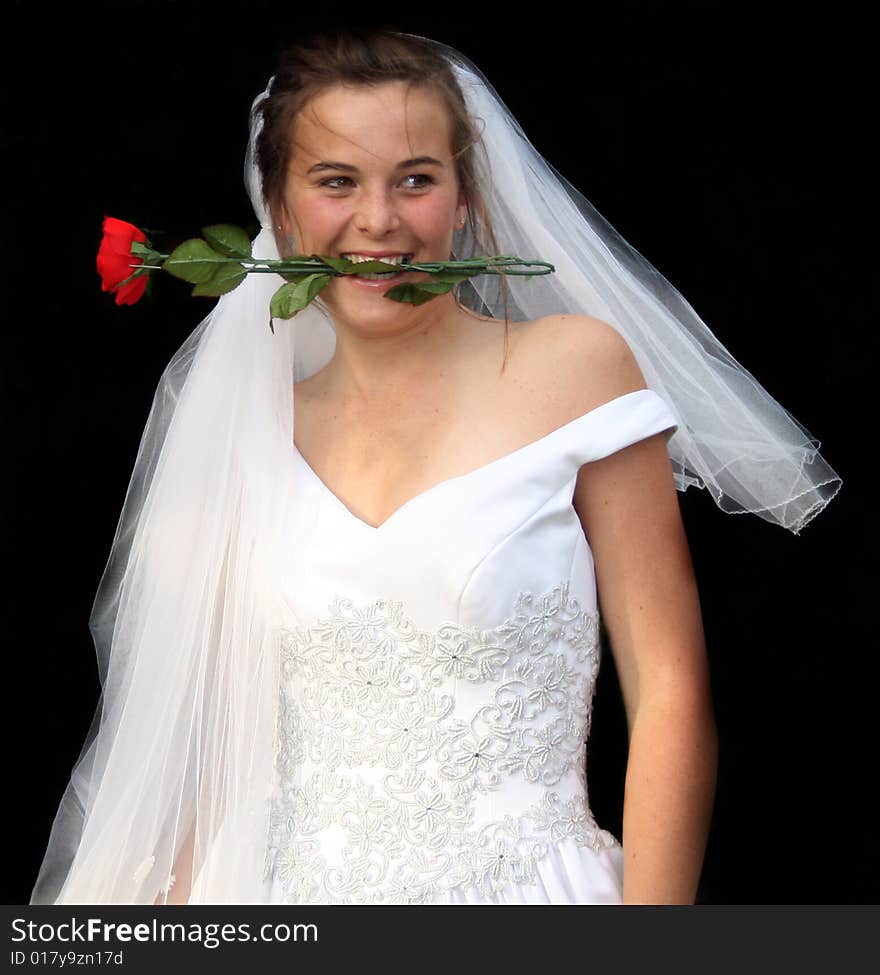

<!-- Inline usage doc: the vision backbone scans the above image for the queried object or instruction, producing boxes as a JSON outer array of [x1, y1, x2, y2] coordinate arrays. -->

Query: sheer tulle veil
[[30, 32, 841, 904]]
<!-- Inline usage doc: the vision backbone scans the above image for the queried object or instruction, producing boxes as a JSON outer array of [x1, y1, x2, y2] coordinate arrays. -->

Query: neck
[[320, 297, 474, 408]]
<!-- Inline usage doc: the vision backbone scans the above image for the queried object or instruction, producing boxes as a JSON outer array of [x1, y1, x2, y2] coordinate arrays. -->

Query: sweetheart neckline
[[290, 388, 653, 533]]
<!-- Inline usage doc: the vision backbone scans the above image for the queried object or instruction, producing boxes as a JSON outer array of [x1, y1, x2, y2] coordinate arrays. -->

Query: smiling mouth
[[341, 254, 414, 280], [342, 253, 413, 265]]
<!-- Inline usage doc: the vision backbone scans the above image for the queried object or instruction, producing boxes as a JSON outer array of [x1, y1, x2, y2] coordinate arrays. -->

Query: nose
[[354, 185, 400, 237]]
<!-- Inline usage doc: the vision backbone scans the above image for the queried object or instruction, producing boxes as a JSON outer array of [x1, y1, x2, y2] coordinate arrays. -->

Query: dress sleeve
[[577, 388, 679, 465]]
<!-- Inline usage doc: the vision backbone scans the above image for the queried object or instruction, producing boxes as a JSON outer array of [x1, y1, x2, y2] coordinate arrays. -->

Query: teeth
[[342, 253, 410, 265]]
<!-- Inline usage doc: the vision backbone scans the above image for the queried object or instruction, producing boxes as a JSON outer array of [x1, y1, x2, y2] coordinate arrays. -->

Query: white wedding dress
[[188, 387, 678, 905]]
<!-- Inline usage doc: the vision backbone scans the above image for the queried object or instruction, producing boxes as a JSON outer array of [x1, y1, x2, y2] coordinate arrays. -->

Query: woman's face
[[279, 81, 467, 331]]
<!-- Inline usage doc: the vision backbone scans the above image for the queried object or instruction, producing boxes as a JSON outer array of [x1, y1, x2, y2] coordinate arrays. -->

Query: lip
[[344, 268, 410, 290]]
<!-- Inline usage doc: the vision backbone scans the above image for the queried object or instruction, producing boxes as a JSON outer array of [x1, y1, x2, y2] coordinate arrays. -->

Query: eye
[[401, 174, 435, 189], [318, 174, 435, 190], [319, 176, 354, 189]]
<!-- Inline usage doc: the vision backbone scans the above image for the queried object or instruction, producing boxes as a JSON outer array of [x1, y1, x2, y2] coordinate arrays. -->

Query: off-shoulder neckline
[[291, 388, 659, 533]]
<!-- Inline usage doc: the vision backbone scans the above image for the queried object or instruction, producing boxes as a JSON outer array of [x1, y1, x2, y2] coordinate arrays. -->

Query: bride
[[31, 28, 839, 906]]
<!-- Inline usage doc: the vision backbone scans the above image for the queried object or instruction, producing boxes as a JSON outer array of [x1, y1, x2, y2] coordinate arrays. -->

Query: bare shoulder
[[516, 313, 648, 417]]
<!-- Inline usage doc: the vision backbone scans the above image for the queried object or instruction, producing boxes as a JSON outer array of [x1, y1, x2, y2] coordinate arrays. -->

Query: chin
[[328, 279, 411, 307], [324, 289, 411, 325]]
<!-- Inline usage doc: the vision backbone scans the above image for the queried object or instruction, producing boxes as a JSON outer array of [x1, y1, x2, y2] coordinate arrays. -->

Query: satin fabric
[[188, 389, 676, 905]]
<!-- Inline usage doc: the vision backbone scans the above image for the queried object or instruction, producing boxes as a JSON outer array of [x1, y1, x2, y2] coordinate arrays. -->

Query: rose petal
[[102, 216, 146, 243], [97, 217, 146, 292], [114, 275, 148, 306]]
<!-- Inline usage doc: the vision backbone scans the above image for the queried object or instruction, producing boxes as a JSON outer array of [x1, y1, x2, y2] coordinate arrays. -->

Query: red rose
[[97, 216, 149, 305]]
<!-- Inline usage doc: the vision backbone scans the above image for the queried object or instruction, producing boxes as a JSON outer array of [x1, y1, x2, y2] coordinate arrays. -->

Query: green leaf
[[384, 281, 454, 305], [423, 268, 476, 284], [163, 239, 228, 283], [129, 241, 154, 257], [312, 255, 356, 274], [324, 257, 403, 275], [191, 262, 247, 297], [279, 270, 319, 284], [403, 280, 455, 295], [270, 273, 333, 319], [202, 224, 252, 258]]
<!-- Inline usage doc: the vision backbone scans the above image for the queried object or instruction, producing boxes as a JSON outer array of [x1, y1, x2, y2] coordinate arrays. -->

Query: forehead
[[291, 81, 454, 166]]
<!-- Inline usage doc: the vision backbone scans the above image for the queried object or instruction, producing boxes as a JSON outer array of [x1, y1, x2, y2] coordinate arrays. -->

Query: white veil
[[30, 32, 841, 905]]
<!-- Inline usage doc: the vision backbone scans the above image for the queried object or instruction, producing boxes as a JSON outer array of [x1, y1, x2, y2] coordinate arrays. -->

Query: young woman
[[31, 29, 839, 906]]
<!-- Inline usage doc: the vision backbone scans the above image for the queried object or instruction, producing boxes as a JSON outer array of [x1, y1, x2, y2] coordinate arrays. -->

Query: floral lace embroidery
[[264, 580, 621, 904]]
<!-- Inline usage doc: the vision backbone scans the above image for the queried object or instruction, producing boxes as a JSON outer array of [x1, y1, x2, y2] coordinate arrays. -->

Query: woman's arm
[[560, 317, 718, 904], [576, 430, 718, 904]]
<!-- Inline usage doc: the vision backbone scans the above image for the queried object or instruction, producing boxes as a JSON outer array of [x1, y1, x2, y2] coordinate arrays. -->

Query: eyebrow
[[306, 156, 445, 175]]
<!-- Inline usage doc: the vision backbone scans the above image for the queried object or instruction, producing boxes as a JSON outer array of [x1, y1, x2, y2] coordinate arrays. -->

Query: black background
[[3, 1, 874, 904]]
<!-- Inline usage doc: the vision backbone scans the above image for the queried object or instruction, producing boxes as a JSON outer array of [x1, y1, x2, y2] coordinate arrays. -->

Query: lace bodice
[[263, 388, 678, 905]]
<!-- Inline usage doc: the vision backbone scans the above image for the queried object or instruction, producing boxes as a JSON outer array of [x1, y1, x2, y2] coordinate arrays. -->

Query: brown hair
[[253, 28, 512, 367]]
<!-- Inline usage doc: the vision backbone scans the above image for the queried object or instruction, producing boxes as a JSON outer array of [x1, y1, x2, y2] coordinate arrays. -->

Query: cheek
[[410, 193, 457, 235], [286, 194, 346, 238]]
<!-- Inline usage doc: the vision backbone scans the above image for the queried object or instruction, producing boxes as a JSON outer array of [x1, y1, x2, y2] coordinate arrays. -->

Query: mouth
[[340, 253, 415, 281]]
